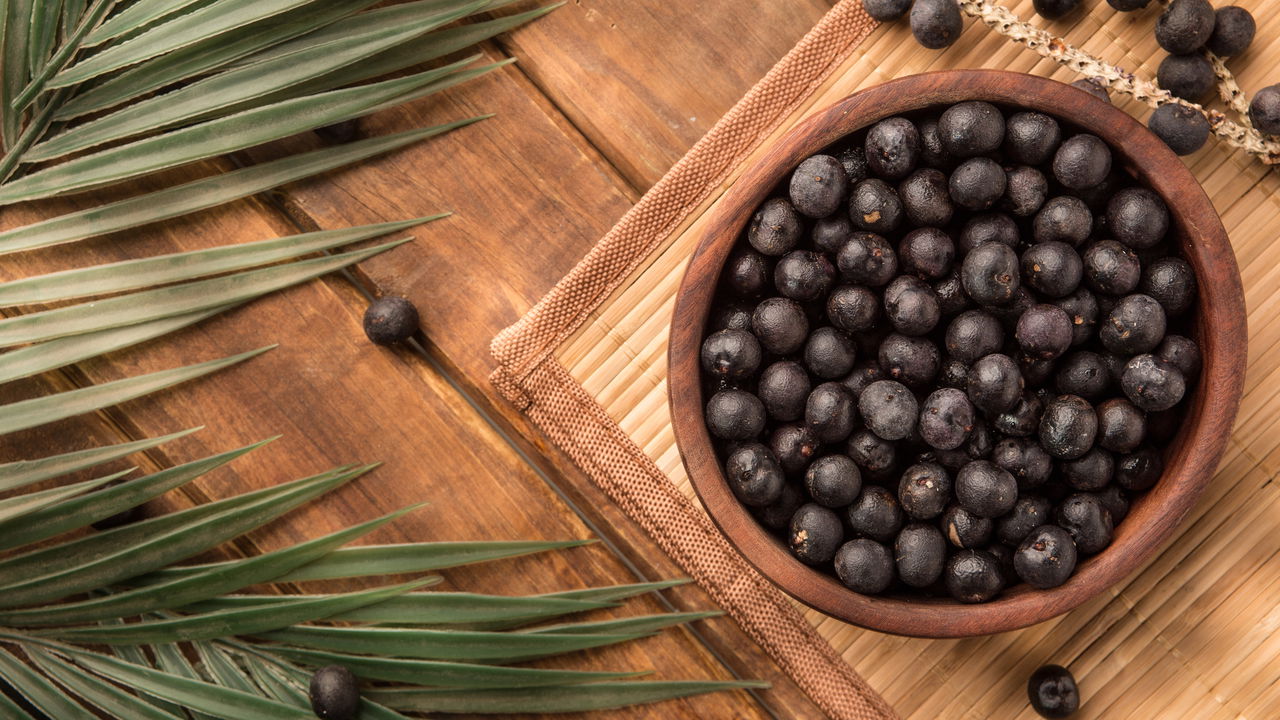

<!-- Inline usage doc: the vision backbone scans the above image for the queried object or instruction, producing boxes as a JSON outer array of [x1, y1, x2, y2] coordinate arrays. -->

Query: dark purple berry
[[838, 231, 899, 286], [1149, 103, 1210, 155], [1015, 526, 1078, 590], [706, 389, 766, 441], [725, 443, 786, 507], [363, 297, 419, 345], [748, 197, 801, 255], [789, 503, 844, 565], [310, 665, 361, 720], [1121, 354, 1186, 411], [1039, 395, 1097, 460], [938, 101, 1005, 158], [1028, 664, 1080, 719], [1034, 196, 1092, 246], [805, 454, 862, 508], [789, 154, 849, 218], [1156, 0, 1216, 55], [945, 549, 1004, 603], [700, 329, 762, 382], [759, 360, 811, 421], [899, 169, 955, 228], [834, 539, 895, 593], [775, 250, 836, 302], [1207, 6, 1256, 57]]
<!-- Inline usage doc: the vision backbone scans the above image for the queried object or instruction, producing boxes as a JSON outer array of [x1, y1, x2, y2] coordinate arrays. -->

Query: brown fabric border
[[490, 1, 895, 718]]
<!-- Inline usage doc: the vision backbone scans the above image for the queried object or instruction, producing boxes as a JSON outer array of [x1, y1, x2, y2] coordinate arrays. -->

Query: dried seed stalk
[[957, 0, 1280, 164]]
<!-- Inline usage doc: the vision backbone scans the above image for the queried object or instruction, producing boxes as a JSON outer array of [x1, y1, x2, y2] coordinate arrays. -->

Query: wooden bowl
[[669, 70, 1247, 638]]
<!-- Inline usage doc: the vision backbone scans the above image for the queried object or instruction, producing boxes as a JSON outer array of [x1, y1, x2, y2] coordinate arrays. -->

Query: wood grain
[[668, 70, 1248, 638], [489, 0, 838, 191]]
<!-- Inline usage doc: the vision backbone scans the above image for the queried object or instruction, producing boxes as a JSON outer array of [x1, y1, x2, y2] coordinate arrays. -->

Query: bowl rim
[[668, 69, 1248, 638]]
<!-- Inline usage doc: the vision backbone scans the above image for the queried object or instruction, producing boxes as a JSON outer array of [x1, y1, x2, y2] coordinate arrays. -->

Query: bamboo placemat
[[494, 1, 1280, 717]]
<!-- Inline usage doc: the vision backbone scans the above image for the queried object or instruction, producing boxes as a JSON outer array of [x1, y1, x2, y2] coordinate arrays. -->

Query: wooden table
[[1, 1, 843, 718]]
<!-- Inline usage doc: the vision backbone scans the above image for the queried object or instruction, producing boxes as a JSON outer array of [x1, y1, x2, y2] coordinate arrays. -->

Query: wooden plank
[[490, 0, 837, 190], [0, 174, 769, 720], [240, 48, 829, 717]]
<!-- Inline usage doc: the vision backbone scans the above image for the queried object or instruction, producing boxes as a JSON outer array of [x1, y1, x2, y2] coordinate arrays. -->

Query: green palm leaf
[[54, 0, 379, 119], [4, 57, 501, 201], [545, 578, 692, 602], [523, 611, 723, 636], [145, 539, 594, 584], [95, 617, 191, 718], [256, 625, 649, 663], [0, 3, 755, 715], [25, 0, 61, 71], [29, 648, 184, 720], [0, 437, 272, 554], [0, 465, 366, 585], [0, 347, 271, 436], [0, 504, 429, 626], [182, 592, 618, 627], [41, 579, 436, 644], [1, 0, 35, 146], [0, 646, 95, 719], [50, 0, 326, 88], [28, 4, 486, 157], [271, 647, 647, 688], [0, 427, 199, 493], [0, 467, 135, 524], [194, 642, 269, 709], [150, 641, 221, 720], [84, 0, 211, 46], [243, 656, 309, 708], [259, 6, 558, 108], [0, 461, 369, 607], [60, 0, 87, 35], [180, 579, 690, 627], [0, 306, 240, 383], [0, 242, 404, 347], [0, 217, 436, 305], [0, 120, 480, 254], [11, 0, 113, 111], [277, 540, 594, 582], [217, 2, 555, 110], [369, 680, 772, 715], [66, 647, 318, 719], [0, 690, 39, 720]]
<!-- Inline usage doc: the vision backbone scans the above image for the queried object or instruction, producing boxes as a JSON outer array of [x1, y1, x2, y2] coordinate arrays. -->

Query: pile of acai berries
[[700, 101, 1200, 603]]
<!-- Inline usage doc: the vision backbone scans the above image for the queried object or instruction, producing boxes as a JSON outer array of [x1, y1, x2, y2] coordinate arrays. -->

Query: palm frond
[[0, 645, 96, 719], [0, 504, 429, 626], [0, 466, 135, 524], [28, 2, 487, 155], [0, 347, 272, 436], [40, 579, 436, 645], [0, 427, 200, 492], [268, 647, 648, 688], [0, 120, 478, 255], [50, 0, 326, 88], [55, 0, 379, 119], [0, 217, 438, 306], [85, 0, 212, 47], [0, 1, 763, 715], [29, 647, 185, 720], [367, 680, 773, 715]]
